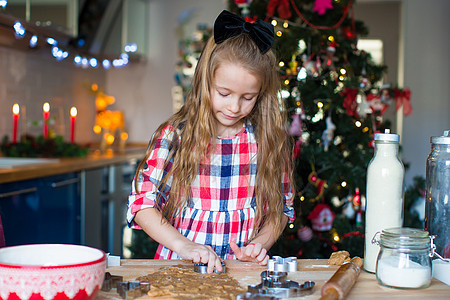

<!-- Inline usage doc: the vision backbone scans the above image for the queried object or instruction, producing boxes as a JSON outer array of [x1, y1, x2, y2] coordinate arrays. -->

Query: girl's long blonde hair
[[134, 33, 295, 239]]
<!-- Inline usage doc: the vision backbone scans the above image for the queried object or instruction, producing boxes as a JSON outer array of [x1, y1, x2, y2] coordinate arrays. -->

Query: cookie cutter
[[101, 272, 124, 291], [116, 281, 151, 299], [193, 260, 226, 274], [241, 270, 315, 298], [101, 272, 150, 299], [267, 256, 298, 272], [236, 293, 280, 300]]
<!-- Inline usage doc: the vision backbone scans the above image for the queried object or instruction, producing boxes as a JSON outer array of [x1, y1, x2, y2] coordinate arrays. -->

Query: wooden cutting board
[[97, 259, 450, 299]]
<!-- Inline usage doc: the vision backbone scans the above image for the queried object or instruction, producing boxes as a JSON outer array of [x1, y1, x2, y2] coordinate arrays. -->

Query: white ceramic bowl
[[0, 244, 106, 300]]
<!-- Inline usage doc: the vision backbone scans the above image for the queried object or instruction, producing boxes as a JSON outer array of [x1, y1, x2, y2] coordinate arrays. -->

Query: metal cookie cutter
[[267, 256, 298, 272], [241, 270, 315, 299], [101, 272, 124, 291], [236, 293, 280, 300], [194, 260, 226, 274], [116, 281, 151, 299]]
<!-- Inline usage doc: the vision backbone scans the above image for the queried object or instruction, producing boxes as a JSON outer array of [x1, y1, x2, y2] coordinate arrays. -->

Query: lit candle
[[70, 106, 77, 143], [12, 104, 20, 143], [43, 102, 50, 138]]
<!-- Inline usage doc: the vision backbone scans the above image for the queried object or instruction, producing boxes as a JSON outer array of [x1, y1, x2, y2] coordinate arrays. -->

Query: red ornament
[[352, 188, 361, 207], [341, 87, 359, 118], [308, 203, 335, 231], [266, 0, 292, 19], [293, 139, 302, 159], [297, 226, 313, 242], [342, 25, 356, 40]]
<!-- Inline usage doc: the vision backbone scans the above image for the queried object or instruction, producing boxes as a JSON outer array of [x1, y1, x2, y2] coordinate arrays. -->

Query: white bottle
[[364, 129, 404, 273]]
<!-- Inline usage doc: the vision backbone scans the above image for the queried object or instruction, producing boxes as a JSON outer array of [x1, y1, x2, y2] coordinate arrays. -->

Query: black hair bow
[[214, 10, 274, 54]]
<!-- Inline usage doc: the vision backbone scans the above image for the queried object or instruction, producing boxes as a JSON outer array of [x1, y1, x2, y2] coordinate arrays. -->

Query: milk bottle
[[364, 129, 404, 273]]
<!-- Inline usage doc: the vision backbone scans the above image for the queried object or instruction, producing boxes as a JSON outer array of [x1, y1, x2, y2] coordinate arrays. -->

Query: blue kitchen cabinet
[[0, 173, 81, 246]]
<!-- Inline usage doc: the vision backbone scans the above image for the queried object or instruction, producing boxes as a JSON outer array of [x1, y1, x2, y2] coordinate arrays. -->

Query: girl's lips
[[222, 113, 238, 120]]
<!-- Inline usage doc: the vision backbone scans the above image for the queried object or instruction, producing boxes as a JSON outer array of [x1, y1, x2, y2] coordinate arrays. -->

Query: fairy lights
[[29, 35, 38, 48], [13, 21, 25, 38], [10, 20, 133, 69]]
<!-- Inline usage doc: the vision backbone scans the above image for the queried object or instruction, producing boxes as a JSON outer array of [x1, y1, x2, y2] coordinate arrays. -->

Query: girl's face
[[210, 62, 260, 137]]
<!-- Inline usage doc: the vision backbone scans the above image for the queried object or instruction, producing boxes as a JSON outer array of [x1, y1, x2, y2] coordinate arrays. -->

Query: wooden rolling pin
[[320, 257, 363, 300]]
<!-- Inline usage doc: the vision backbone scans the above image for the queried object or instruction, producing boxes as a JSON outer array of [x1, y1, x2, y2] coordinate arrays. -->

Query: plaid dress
[[127, 123, 294, 259]]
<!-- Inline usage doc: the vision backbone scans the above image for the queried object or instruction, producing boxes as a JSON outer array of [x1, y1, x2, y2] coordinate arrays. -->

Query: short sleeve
[[282, 168, 295, 222], [126, 125, 178, 228]]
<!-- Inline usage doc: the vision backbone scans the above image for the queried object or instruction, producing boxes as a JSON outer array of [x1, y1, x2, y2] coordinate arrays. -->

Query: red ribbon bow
[[394, 88, 413, 116]]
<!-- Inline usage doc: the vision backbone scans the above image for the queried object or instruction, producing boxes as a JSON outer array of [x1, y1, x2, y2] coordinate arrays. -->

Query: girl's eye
[[243, 96, 254, 101], [218, 92, 229, 97]]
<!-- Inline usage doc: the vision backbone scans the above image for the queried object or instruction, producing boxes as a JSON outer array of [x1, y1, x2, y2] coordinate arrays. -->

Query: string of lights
[[0, 1, 136, 69]]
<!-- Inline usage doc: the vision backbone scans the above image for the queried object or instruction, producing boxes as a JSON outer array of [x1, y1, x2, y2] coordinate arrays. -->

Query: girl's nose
[[228, 97, 240, 113]]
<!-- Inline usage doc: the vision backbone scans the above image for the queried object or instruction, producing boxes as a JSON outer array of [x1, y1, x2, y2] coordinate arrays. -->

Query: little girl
[[127, 10, 295, 273]]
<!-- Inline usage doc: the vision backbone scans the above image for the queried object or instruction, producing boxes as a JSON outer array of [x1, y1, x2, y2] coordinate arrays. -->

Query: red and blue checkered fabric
[[127, 123, 294, 259]]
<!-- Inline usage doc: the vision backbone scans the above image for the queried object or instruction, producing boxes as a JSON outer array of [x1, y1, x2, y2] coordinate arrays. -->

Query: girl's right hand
[[175, 241, 223, 274]]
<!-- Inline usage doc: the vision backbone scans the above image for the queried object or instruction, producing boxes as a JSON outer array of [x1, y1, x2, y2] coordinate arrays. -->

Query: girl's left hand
[[229, 241, 269, 265]]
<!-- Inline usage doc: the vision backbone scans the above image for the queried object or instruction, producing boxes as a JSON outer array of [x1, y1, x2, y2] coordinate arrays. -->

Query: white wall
[[106, 0, 225, 143], [401, 0, 450, 185]]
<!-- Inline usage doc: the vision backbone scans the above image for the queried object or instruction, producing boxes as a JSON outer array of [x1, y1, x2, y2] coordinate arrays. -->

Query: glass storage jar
[[373, 227, 432, 289]]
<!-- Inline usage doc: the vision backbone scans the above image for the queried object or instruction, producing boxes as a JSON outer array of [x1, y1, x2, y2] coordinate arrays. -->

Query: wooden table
[[97, 259, 450, 299]]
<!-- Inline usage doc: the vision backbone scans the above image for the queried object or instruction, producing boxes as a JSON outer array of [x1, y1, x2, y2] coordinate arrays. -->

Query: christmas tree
[[228, 0, 415, 259]]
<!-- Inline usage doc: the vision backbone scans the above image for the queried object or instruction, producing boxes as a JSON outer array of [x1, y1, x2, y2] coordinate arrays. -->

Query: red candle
[[43, 102, 50, 138], [70, 107, 77, 143], [12, 104, 19, 143]]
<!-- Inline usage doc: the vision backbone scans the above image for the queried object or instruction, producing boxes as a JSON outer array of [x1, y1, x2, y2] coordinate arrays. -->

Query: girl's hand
[[176, 241, 223, 274], [230, 241, 269, 265]]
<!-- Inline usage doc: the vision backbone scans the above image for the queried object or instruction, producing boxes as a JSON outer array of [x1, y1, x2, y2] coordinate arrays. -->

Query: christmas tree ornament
[[394, 88, 413, 116], [297, 226, 313, 242], [355, 210, 362, 227], [341, 87, 358, 118], [266, 0, 292, 20], [379, 84, 392, 104], [293, 138, 302, 159], [235, 0, 252, 17], [321, 115, 336, 151], [288, 55, 299, 75], [352, 188, 361, 208], [342, 200, 356, 219], [331, 196, 343, 207], [308, 203, 336, 231], [321, 42, 338, 71], [356, 92, 371, 117], [298, 54, 316, 80], [341, 25, 356, 40], [366, 93, 388, 115], [289, 112, 302, 136], [313, 0, 334, 15], [308, 171, 328, 201]]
